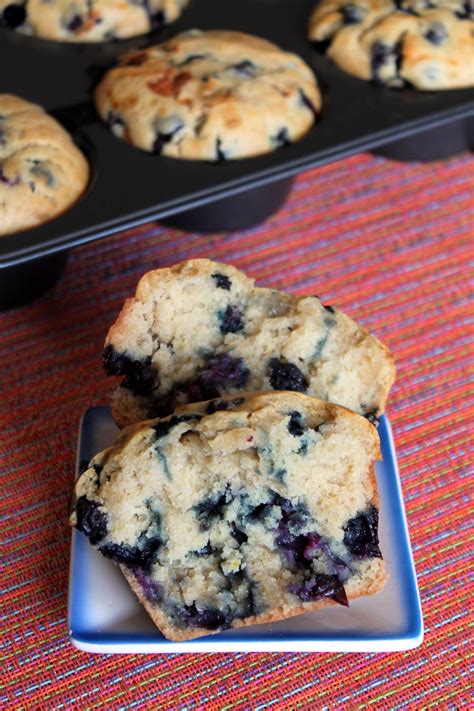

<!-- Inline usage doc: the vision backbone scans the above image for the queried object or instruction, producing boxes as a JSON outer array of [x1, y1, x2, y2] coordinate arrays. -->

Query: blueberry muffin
[[94, 30, 321, 160], [308, 0, 474, 90], [70, 391, 387, 641], [103, 259, 396, 428], [0, 0, 189, 41], [0, 94, 89, 236]]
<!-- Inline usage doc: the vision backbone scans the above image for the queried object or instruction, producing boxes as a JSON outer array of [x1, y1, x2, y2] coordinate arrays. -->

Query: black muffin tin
[[0, 0, 473, 309]]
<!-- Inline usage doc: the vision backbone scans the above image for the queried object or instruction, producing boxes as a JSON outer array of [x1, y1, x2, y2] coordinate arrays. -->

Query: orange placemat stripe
[[1, 151, 472, 708]]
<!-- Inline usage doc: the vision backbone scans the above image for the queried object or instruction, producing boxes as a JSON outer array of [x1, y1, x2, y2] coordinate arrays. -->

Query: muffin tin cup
[[0, 250, 69, 311], [0, 176, 295, 310], [160, 176, 295, 233], [372, 116, 474, 162], [1, 0, 473, 308]]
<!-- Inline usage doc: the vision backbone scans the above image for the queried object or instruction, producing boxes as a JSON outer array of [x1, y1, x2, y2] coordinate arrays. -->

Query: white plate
[[68, 407, 423, 653]]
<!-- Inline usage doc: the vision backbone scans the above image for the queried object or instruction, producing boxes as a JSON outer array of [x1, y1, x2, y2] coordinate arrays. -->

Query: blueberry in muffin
[[70, 391, 387, 641], [0, 94, 89, 236], [0, 0, 189, 42], [102, 259, 395, 428], [308, 0, 474, 90], [94, 30, 322, 160]]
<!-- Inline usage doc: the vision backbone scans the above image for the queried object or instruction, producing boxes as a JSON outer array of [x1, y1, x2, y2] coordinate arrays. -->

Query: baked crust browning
[[95, 30, 321, 160]]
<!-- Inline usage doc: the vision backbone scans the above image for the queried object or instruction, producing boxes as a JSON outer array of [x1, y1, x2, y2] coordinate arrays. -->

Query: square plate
[[68, 406, 423, 653]]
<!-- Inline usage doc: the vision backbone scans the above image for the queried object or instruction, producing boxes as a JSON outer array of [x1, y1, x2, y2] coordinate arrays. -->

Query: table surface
[[1, 151, 472, 708]]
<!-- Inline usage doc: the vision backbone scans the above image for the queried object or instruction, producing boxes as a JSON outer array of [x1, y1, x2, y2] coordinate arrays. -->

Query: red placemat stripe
[[1, 151, 473, 708]]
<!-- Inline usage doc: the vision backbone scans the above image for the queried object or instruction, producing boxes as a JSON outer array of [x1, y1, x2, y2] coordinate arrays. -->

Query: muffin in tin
[[0, 94, 89, 236], [308, 0, 474, 90], [0, 0, 189, 41], [95, 30, 322, 161]]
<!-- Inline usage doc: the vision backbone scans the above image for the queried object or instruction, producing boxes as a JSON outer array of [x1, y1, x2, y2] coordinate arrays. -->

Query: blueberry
[[275, 519, 350, 606], [148, 9, 165, 31], [248, 501, 274, 522], [212, 273, 232, 290], [268, 358, 308, 393], [103, 345, 157, 396], [191, 608, 232, 630], [455, 0, 472, 18], [0, 168, 20, 187], [371, 41, 403, 85], [179, 54, 206, 66], [205, 397, 244, 414], [75, 497, 108, 545], [425, 22, 448, 45], [215, 137, 226, 162], [30, 163, 54, 187], [276, 526, 325, 567], [231, 60, 257, 77], [121, 361, 156, 395], [66, 14, 83, 32], [2, 3, 26, 27], [343, 505, 382, 559], [272, 492, 309, 529], [341, 3, 365, 23], [287, 411, 305, 437], [290, 574, 349, 606], [194, 542, 213, 557], [218, 305, 244, 335], [152, 134, 169, 154], [230, 522, 248, 545], [153, 115, 184, 154], [98, 506, 163, 570], [300, 532, 348, 578], [102, 344, 129, 375], [148, 357, 248, 418], [275, 528, 305, 567], [179, 603, 232, 630], [153, 414, 202, 439], [275, 128, 291, 147], [100, 538, 161, 570], [132, 568, 163, 603], [194, 489, 231, 530], [298, 89, 320, 120], [371, 41, 392, 79], [199, 353, 250, 395]]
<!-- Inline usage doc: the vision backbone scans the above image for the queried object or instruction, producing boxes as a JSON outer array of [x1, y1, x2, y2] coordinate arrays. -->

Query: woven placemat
[[1, 152, 472, 708]]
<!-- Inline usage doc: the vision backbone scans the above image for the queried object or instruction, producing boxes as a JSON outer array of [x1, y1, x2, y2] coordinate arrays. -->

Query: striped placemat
[[1, 151, 472, 708]]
